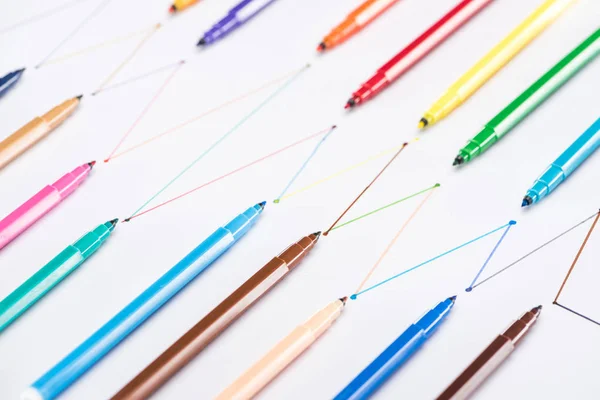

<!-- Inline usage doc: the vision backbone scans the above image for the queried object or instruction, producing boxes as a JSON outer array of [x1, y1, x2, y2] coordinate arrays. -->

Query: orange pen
[[318, 0, 402, 51]]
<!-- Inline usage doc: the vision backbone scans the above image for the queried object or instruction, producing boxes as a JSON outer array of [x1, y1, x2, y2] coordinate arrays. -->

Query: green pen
[[454, 27, 600, 166], [0, 219, 118, 333]]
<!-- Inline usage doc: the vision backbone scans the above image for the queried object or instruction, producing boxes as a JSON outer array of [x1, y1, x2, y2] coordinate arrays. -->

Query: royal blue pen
[[22, 202, 265, 400], [523, 116, 600, 207], [334, 296, 456, 400], [196, 0, 277, 46], [0, 68, 25, 98]]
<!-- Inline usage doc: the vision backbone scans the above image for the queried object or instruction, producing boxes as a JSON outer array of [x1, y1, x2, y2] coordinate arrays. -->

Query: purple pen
[[197, 0, 277, 46]]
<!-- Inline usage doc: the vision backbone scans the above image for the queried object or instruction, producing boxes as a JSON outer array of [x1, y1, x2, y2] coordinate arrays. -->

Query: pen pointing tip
[[88, 161, 96, 168], [453, 155, 464, 166], [418, 118, 428, 129], [109, 218, 119, 227], [258, 201, 267, 209], [340, 296, 348, 305], [76, 94, 83, 100], [317, 42, 326, 52], [345, 98, 356, 109], [521, 196, 532, 207], [197, 38, 206, 46], [169, 4, 176, 13], [312, 231, 322, 239], [449, 295, 457, 302], [531, 305, 542, 315]]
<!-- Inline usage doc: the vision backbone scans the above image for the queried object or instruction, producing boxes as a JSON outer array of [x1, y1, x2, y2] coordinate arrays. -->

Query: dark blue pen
[[334, 296, 456, 400], [0, 68, 25, 98]]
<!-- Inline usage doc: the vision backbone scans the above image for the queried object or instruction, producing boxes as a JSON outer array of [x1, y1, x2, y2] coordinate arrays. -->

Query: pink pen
[[0, 161, 95, 250]]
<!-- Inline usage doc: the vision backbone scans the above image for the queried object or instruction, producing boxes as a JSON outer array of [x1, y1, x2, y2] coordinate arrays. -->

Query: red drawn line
[[104, 61, 185, 162], [124, 126, 334, 222]]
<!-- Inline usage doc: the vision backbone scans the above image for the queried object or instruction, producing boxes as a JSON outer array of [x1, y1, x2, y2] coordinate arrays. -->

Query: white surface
[[1, 0, 599, 399]]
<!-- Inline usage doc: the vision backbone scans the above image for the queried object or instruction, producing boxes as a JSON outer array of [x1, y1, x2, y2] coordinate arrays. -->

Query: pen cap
[[224, 203, 264, 240]]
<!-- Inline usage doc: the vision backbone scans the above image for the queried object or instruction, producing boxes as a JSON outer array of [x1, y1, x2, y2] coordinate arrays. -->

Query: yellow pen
[[419, 0, 575, 129]]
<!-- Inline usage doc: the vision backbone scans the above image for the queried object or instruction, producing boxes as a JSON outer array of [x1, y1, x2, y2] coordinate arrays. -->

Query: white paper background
[[1, 0, 600, 399]]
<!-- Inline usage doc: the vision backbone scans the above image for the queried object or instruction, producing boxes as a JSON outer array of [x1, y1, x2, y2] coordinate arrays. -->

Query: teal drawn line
[[274, 125, 336, 203], [330, 184, 440, 231], [351, 221, 512, 299], [466, 221, 516, 292], [127, 64, 310, 219]]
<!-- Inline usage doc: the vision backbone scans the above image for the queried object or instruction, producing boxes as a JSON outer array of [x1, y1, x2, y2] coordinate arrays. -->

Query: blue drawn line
[[351, 221, 512, 300], [465, 221, 516, 292], [274, 125, 336, 203]]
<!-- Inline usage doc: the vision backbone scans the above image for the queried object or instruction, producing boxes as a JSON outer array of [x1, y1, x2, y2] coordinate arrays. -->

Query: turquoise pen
[[523, 116, 600, 206], [23, 202, 265, 400], [334, 296, 455, 400], [0, 219, 117, 334]]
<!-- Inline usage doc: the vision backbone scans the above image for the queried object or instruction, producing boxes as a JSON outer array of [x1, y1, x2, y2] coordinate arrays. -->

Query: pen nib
[[339, 296, 348, 305], [418, 118, 428, 129], [197, 37, 206, 46], [258, 201, 267, 210], [169, 4, 176, 13], [88, 161, 96, 168], [345, 97, 356, 109], [312, 231, 322, 240], [109, 218, 119, 227], [317, 42, 326, 52], [521, 196, 532, 207], [453, 155, 464, 166], [449, 295, 457, 303]]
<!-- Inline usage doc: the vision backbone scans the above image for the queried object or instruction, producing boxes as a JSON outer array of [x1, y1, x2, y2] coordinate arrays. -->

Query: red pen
[[346, 0, 495, 109]]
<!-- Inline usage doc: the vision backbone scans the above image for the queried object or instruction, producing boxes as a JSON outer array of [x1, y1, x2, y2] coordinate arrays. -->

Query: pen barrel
[[351, 0, 398, 27], [111, 258, 290, 400], [0, 186, 60, 250], [436, 336, 513, 400], [0, 118, 47, 169], [0, 246, 83, 333]]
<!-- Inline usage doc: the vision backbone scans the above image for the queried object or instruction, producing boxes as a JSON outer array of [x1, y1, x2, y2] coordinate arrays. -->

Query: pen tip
[[521, 196, 532, 207], [88, 161, 96, 168], [345, 97, 356, 109], [449, 295, 457, 302], [169, 4, 176, 13], [532, 305, 542, 315], [76, 94, 83, 100], [453, 155, 464, 166], [340, 296, 348, 305], [197, 37, 206, 46], [418, 118, 428, 129], [109, 218, 119, 227], [258, 201, 267, 209], [312, 231, 321, 238], [317, 42, 326, 52], [17, 67, 26, 73]]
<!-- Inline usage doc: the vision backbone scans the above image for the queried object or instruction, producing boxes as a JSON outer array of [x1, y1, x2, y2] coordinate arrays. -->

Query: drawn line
[[553, 302, 600, 327], [124, 126, 331, 222], [331, 183, 439, 232], [554, 211, 600, 303], [276, 144, 405, 203], [323, 141, 413, 236], [126, 63, 310, 220], [352, 221, 512, 299], [354, 186, 438, 294], [465, 221, 516, 292], [41, 25, 156, 66], [274, 126, 336, 203], [0, 0, 93, 35], [471, 212, 600, 290], [91, 61, 184, 96], [104, 61, 184, 162], [108, 66, 307, 160], [95, 23, 161, 91], [36, 0, 113, 68]]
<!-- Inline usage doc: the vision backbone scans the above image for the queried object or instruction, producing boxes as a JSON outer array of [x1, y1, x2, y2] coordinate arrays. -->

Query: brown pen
[[437, 305, 542, 400], [111, 231, 321, 400], [0, 95, 82, 170]]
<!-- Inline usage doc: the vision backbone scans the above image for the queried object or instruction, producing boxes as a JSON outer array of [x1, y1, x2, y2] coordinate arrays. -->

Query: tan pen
[[0, 95, 82, 170], [111, 232, 321, 400], [216, 297, 347, 400]]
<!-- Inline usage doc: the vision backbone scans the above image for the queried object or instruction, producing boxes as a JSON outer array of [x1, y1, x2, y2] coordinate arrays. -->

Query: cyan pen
[[22, 202, 265, 400]]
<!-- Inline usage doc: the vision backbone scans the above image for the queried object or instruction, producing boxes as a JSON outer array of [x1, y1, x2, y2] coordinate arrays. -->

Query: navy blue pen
[[334, 296, 456, 400], [197, 0, 277, 46], [0, 68, 25, 98]]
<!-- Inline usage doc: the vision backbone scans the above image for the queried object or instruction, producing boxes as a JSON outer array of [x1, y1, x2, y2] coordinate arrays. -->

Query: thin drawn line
[[276, 145, 405, 203], [465, 221, 515, 292], [95, 23, 161, 92], [91, 61, 184, 96], [108, 66, 306, 159], [323, 141, 413, 236], [554, 302, 600, 327], [104, 61, 185, 162], [125, 64, 310, 220], [40, 25, 156, 67], [472, 212, 600, 290], [352, 221, 512, 299], [554, 211, 600, 303], [331, 183, 439, 232], [354, 186, 438, 294], [273, 126, 336, 203], [124, 126, 331, 222], [0, 0, 93, 35], [36, 0, 113, 68]]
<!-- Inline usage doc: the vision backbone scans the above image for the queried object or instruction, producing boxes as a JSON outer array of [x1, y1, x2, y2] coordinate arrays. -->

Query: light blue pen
[[22, 202, 265, 400], [523, 116, 600, 207], [334, 296, 455, 400]]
